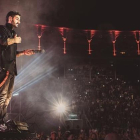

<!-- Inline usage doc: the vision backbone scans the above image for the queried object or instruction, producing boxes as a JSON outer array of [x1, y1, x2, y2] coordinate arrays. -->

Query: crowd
[[63, 63, 140, 129], [2, 62, 140, 140], [45, 62, 139, 140], [35, 127, 140, 140]]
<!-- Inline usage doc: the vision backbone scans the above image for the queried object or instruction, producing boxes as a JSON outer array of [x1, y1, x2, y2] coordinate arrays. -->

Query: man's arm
[[0, 26, 21, 46], [7, 34, 21, 45], [16, 49, 35, 57]]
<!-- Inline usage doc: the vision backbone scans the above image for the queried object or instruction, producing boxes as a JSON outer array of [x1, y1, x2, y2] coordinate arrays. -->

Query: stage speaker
[[6, 120, 29, 132]]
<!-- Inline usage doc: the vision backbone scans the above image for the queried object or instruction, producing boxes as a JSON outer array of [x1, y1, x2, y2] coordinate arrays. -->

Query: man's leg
[[3, 74, 15, 118], [0, 72, 15, 123]]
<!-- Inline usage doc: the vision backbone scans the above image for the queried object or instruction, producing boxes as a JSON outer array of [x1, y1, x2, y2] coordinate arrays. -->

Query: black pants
[[0, 71, 15, 123]]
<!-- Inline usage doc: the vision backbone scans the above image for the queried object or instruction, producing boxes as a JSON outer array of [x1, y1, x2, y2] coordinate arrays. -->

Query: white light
[[50, 95, 70, 116], [13, 93, 19, 96], [56, 103, 66, 113]]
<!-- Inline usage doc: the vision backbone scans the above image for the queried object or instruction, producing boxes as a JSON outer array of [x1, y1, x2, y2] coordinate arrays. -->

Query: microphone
[[32, 49, 46, 54]]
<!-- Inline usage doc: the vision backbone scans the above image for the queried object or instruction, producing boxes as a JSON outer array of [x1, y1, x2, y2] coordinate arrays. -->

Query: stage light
[[56, 103, 66, 114], [51, 98, 70, 116]]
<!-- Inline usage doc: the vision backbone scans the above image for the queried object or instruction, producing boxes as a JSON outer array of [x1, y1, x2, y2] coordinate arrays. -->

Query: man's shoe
[[0, 123, 7, 132]]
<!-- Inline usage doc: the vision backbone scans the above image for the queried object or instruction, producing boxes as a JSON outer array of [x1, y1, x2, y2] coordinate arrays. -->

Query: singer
[[0, 11, 35, 131]]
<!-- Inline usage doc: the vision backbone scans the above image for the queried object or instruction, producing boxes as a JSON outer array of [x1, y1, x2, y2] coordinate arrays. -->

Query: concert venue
[[0, 0, 140, 140]]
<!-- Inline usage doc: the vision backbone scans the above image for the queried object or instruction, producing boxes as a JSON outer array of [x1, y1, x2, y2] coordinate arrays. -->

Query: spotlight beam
[[15, 59, 50, 87], [13, 67, 57, 95]]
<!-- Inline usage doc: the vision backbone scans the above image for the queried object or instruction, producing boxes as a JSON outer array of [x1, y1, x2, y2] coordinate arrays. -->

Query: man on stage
[[0, 11, 35, 130]]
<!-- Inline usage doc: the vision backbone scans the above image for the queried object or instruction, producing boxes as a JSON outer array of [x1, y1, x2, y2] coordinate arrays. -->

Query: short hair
[[6, 11, 21, 23]]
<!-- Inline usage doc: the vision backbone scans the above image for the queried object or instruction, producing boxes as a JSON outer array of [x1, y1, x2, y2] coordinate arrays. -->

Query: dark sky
[[0, 0, 140, 30], [38, 0, 140, 30]]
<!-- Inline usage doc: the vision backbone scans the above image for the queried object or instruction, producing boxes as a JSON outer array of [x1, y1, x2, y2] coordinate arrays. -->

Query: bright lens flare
[[56, 103, 66, 113], [50, 95, 70, 117]]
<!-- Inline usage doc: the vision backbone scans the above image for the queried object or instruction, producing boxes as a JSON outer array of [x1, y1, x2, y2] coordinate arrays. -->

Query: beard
[[11, 20, 19, 28]]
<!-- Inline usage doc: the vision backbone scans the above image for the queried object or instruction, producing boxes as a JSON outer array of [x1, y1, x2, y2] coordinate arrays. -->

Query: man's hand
[[24, 49, 35, 55], [16, 49, 35, 57], [14, 34, 21, 44], [7, 34, 21, 45]]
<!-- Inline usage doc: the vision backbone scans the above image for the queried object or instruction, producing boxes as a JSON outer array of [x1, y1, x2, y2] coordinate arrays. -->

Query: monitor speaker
[[6, 120, 29, 132]]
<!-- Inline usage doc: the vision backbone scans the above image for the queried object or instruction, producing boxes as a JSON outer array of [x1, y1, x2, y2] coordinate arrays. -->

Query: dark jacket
[[0, 23, 17, 75]]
